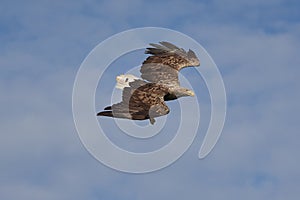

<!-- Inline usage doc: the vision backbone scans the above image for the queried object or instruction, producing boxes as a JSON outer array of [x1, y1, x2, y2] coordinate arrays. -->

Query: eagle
[[97, 42, 200, 124]]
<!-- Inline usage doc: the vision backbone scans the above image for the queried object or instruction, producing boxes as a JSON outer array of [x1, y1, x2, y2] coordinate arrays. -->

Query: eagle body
[[98, 80, 170, 124], [97, 42, 200, 125]]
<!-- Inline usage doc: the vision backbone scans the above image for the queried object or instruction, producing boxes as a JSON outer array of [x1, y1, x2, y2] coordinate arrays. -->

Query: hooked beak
[[188, 90, 195, 96]]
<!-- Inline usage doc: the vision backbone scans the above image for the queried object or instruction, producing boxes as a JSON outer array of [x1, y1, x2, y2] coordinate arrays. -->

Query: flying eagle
[[97, 42, 200, 124]]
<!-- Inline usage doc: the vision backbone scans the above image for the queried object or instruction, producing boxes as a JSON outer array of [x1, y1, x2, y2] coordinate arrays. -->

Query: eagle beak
[[188, 90, 195, 96]]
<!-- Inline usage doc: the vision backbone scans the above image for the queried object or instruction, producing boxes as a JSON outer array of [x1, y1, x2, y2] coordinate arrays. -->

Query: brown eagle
[[97, 42, 200, 124]]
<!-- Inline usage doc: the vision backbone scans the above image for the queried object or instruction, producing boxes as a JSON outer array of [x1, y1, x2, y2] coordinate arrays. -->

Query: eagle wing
[[140, 41, 200, 86], [97, 80, 170, 124]]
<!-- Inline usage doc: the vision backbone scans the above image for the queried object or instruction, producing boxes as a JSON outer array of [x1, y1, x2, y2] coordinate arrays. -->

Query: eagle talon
[[149, 118, 156, 125]]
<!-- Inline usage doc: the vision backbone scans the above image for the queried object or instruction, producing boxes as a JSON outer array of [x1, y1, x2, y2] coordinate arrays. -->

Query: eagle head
[[115, 74, 140, 89]]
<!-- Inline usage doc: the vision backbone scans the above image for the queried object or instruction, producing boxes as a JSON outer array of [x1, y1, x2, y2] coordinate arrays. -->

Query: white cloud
[[1, 0, 300, 200]]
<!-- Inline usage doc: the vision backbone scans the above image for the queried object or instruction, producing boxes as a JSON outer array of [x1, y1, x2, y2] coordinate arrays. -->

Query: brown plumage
[[98, 80, 169, 124], [97, 42, 200, 124], [141, 41, 200, 86]]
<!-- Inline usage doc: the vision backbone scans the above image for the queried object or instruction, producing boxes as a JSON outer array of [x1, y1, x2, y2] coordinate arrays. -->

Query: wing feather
[[141, 41, 200, 86], [97, 80, 170, 121]]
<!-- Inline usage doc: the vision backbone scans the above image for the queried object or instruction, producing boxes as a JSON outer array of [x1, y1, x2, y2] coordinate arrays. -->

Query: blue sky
[[1, 0, 300, 199]]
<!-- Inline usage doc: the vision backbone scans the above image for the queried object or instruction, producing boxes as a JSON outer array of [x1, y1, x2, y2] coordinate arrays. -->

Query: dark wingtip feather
[[97, 111, 113, 117], [145, 47, 165, 55], [104, 106, 112, 110], [159, 41, 180, 50]]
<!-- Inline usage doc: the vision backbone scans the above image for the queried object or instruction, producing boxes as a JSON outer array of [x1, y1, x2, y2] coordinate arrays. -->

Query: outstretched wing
[[140, 41, 200, 86], [97, 80, 170, 123]]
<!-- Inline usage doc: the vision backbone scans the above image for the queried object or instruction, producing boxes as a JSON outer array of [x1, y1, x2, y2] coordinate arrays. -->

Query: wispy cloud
[[1, 0, 300, 199]]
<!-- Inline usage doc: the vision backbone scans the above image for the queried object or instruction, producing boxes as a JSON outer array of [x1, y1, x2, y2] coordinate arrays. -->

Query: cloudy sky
[[1, 0, 300, 199]]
